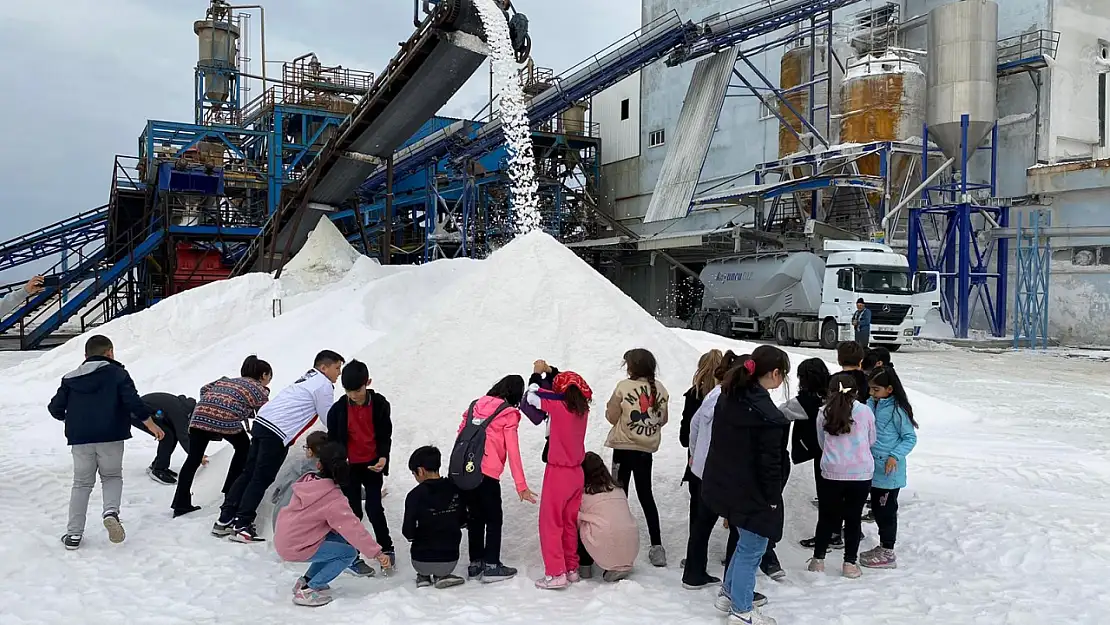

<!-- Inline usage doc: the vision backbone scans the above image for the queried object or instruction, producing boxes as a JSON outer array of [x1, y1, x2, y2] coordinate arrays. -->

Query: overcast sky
[[0, 0, 639, 241]]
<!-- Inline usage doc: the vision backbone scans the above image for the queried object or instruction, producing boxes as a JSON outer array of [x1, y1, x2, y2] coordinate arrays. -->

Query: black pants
[[871, 487, 900, 549], [139, 417, 190, 471], [612, 449, 662, 546], [578, 538, 593, 567], [814, 479, 870, 563], [172, 428, 250, 511], [813, 458, 844, 540], [344, 463, 393, 552], [219, 424, 288, 526], [462, 476, 503, 565]]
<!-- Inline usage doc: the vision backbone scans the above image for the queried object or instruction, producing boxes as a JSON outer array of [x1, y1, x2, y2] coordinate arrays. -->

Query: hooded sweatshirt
[[456, 396, 529, 493], [48, 356, 153, 445], [604, 378, 670, 453], [816, 401, 877, 482], [274, 473, 383, 562], [523, 386, 587, 468], [578, 488, 638, 572]]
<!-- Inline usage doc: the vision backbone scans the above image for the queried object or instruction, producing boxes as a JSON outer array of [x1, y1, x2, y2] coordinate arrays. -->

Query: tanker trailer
[[691, 240, 939, 350]]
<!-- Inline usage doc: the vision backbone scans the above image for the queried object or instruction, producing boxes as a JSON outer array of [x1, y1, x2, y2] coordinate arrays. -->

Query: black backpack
[[450, 400, 511, 491]]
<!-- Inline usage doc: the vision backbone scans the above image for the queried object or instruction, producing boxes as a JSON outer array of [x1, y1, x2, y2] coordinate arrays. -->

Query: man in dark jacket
[[327, 360, 394, 573], [48, 335, 163, 551], [136, 392, 198, 485]]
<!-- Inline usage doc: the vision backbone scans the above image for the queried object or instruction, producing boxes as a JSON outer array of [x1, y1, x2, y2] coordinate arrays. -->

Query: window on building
[[620, 99, 630, 121], [759, 100, 777, 121], [649, 129, 666, 147]]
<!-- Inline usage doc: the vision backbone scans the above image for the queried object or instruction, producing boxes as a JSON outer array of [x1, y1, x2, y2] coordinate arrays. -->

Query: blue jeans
[[723, 528, 769, 614], [304, 532, 358, 590]]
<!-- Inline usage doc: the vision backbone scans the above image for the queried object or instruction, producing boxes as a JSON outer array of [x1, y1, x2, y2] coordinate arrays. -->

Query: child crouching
[[404, 446, 467, 589], [578, 451, 638, 582], [274, 441, 392, 607]]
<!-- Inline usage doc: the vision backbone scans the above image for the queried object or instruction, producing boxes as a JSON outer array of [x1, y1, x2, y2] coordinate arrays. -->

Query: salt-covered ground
[[1, 220, 1108, 625]]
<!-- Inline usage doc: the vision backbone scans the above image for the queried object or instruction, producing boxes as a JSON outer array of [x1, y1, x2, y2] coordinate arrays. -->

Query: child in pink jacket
[[275, 442, 392, 607], [457, 375, 536, 583], [578, 451, 638, 582], [524, 367, 592, 590]]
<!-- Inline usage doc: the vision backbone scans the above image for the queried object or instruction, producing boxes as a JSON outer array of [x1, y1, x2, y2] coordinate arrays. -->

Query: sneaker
[[807, 558, 825, 573], [566, 569, 581, 583], [103, 512, 126, 544], [467, 561, 485, 580], [416, 574, 433, 588], [578, 564, 594, 579], [648, 545, 667, 567], [535, 574, 569, 590], [762, 562, 786, 581], [433, 574, 465, 589], [728, 609, 778, 625], [481, 563, 517, 584], [681, 573, 721, 590], [602, 569, 630, 583], [61, 534, 82, 550], [348, 557, 377, 577], [862, 510, 875, 523], [842, 562, 862, 579], [714, 590, 732, 613], [860, 546, 897, 569], [172, 505, 201, 518], [167, 468, 180, 479], [680, 558, 686, 568], [211, 520, 234, 538], [229, 523, 265, 543], [799, 534, 844, 550], [753, 592, 768, 608], [292, 586, 333, 607], [147, 467, 177, 485], [293, 577, 329, 592]]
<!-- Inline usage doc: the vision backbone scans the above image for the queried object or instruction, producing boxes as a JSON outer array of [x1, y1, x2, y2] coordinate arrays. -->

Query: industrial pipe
[[988, 226, 1110, 239], [227, 4, 268, 90], [880, 157, 955, 235]]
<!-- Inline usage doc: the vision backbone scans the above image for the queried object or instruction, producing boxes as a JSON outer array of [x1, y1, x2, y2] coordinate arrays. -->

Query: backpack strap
[[472, 401, 511, 429]]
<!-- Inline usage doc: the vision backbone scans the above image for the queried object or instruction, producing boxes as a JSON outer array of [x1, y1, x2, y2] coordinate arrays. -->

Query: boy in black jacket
[[48, 335, 164, 550], [404, 446, 466, 589], [327, 360, 394, 574], [137, 392, 198, 485]]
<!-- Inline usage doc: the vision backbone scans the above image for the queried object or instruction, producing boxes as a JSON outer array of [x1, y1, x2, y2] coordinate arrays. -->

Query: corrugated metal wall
[[595, 73, 642, 165], [642, 46, 739, 223]]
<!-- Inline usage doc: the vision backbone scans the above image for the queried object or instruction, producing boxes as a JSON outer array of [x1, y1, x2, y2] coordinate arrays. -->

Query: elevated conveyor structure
[[0, 206, 108, 272], [237, 0, 506, 274]]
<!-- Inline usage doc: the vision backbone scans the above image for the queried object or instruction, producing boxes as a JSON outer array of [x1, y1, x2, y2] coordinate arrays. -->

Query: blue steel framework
[[907, 117, 1009, 340], [1012, 209, 1051, 349]]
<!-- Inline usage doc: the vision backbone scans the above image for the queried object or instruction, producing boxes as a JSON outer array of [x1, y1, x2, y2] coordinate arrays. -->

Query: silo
[[926, 0, 998, 164], [194, 17, 240, 102], [778, 40, 839, 158], [839, 52, 926, 205]]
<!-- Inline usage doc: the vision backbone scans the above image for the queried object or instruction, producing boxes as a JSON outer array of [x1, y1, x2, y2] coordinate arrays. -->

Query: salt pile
[[473, 0, 541, 234]]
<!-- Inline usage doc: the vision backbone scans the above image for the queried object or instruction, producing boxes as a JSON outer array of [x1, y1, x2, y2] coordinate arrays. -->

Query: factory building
[[589, 0, 1110, 344]]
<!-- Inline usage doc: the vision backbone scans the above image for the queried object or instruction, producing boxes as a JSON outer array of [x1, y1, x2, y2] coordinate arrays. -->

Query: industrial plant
[[2, 0, 1108, 349]]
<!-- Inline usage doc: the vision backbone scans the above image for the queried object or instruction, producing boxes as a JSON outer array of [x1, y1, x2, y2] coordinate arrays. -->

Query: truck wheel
[[775, 320, 791, 346], [885, 344, 901, 352], [702, 314, 716, 333], [820, 319, 839, 349], [715, 315, 731, 337]]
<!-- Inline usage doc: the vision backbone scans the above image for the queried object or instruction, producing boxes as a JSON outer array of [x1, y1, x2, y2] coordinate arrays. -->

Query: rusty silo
[[777, 36, 841, 158], [838, 51, 926, 207]]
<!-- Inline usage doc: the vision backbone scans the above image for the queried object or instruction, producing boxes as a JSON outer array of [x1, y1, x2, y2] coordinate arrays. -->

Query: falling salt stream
[[472, 0, 541, 235]]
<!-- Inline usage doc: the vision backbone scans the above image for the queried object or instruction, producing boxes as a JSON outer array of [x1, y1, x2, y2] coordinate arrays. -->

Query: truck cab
[[818, 243, 920, 349]]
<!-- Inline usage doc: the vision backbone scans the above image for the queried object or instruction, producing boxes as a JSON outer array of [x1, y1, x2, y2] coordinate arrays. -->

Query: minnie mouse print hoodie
[[604, 378, 670, 453]]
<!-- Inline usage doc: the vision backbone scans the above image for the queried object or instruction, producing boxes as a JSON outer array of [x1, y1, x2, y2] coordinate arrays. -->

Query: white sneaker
[[648, 545, 667, 567], [714, 590, 732, 612], [728, 610, 778, 625]]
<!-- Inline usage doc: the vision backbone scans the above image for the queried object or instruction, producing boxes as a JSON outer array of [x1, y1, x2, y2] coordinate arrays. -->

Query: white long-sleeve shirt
[[0, 287, 29, 318], [255, 369, 335, 445], [688, 385, 722, 479]]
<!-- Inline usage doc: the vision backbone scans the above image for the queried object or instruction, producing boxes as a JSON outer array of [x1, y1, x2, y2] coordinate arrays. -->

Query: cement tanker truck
[[690, 241, 941, 350]]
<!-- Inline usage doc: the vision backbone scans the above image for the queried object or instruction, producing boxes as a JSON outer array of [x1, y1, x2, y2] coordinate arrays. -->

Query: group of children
[[46, 331, 915, 620], [676, 341, 917, 625]]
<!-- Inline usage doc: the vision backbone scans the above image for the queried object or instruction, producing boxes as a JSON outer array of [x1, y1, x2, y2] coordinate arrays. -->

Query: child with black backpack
[[450, 375, 537, 583]]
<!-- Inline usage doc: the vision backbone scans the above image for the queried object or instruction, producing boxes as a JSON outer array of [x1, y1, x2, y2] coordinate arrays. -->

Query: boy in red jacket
[[326, 360, 394, 575]]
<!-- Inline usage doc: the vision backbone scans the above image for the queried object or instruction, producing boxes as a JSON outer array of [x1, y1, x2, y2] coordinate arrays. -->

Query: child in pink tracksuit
[[523, 366, 592, 589]]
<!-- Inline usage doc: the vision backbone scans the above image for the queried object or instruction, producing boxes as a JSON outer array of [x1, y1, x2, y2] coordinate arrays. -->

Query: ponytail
[[721, 345, 790, 396], [822, 372, 859, 435], [241, 355, 272, 382], [623, 348, 659, 406]]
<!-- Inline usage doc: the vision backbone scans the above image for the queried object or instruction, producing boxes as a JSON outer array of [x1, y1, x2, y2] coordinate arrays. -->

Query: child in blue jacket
[[861, 366, 918, 569]]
